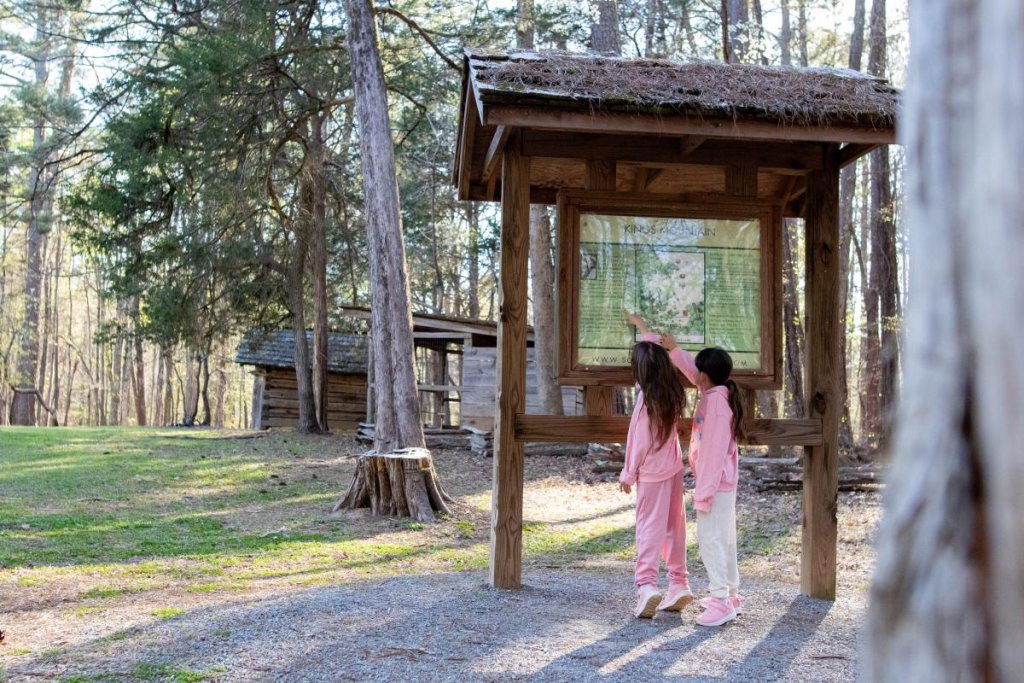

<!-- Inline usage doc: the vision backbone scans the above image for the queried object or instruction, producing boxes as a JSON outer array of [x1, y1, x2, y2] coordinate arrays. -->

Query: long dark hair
[[694, 347, 744, 440], [630, 341, 687, 447]]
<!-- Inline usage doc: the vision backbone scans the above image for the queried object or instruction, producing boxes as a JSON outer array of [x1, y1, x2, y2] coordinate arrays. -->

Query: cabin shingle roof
[[235, 330, 368, 374]]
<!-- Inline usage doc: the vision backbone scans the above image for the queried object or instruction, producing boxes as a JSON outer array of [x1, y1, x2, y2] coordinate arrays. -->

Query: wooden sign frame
[[556, 190, 782, 389]]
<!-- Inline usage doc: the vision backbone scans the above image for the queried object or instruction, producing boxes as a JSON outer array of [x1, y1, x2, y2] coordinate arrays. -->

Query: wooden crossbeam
[[514, 415, 824, 447], [482, 125, 512, 185], [836, 143, 880, 167], [492, 106, 897, 145]]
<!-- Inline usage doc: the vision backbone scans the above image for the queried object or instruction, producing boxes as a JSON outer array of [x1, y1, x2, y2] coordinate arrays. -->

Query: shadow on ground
[[8, 570, 857, 682]]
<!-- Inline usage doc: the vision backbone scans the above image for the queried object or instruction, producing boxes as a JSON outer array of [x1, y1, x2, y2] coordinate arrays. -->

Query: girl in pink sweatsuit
[[619, 323, 692, 619]]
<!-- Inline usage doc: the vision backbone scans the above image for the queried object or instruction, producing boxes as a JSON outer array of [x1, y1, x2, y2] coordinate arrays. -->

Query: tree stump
[[333, 448, 454, 522]]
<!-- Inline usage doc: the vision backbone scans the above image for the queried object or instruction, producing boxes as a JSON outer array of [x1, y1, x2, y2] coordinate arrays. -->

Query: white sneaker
[[633, 584, 662, 619]]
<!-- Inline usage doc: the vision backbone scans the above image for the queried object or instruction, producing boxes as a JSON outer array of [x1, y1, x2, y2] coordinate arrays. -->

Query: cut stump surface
[[333, 448, 454, 522]]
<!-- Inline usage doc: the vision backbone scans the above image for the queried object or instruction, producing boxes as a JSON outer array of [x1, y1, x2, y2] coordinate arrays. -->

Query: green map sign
[[577, 213, 762, 370]]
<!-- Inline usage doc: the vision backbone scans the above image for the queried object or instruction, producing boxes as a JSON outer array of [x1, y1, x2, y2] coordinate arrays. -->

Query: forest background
[[0, 0, 906, 455]]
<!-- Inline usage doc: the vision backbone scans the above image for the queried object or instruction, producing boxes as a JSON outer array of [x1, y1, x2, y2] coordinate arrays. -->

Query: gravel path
[[7, 568, 864, 682]]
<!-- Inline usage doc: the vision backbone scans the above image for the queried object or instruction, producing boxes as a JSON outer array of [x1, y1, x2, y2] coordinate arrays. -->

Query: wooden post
[[583, 159, 617, 416], [802, 146, 840, 600], [490, 131, 529, 588]]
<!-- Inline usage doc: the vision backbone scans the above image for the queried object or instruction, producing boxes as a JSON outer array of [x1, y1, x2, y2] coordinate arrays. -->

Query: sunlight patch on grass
[[151, 608, 185, 620]]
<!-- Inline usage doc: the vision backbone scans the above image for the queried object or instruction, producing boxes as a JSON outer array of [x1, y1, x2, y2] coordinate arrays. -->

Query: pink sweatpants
[[633, 470, 688, 588]]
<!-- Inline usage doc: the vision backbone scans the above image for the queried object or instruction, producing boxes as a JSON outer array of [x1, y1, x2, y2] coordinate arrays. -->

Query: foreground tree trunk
[[334, 448, 453, 522], [866, 0, 1024, 678], [345, 0, 424, 454]]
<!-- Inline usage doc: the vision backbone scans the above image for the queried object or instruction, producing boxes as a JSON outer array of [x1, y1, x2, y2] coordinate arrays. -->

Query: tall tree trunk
[[797, 0, 809, 66], [529, 206, 563, 415], [288, 229, 318, 433], [182, 349, 199, 426], [466, 202, 481, 319], [132, 299, 146, 426], [307, 113, 330, 434], [727, 0, 749, 63], [782, 219, 805, 417], [779, 0, 792, 65], [837, 0, 867, 450], [719, 0, 732, 62], [590, 1, 620, 54], [861, 0, 891, 449], [199, 351, 211, 426], [153, 346, 165, 426], [518, 3, 562, 417], [345, 0, 425, 453], [867, 0, 1024, 677], [516, 0, 534, 49], [162, 348, 174, 425], [10, 6, 52, 426]]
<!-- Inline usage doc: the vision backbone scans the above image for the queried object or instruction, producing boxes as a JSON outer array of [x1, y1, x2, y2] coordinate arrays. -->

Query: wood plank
[[482, 125, 512, 185], [835, 142, 879, 168], [521, 131, 825, 171], [514, 415, 823, 446], [416, 384, 462, 393], [801, 146, 841, 600], [413, 332, 470, 340], [455, 85, 478, 200], [489, 106, 897, 145], [490, 131, 529, 589], [726, 165, 759, 197]]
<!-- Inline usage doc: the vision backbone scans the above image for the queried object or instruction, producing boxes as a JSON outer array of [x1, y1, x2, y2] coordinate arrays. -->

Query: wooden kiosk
[[452, 49, 898, 600]]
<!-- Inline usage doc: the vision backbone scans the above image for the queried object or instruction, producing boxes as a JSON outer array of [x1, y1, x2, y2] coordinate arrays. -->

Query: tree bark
[[132, 299, 147, 426], [10, 5, 53, 426], [590, 1, 620, 54], [288, 230, 318, 433], [861, 0, 892, 449], [345, 0, 425, 454], [466, 202, 481, 319], [182, 349, 200, 426], [837, 0, 867, 450], [782, 219, 805, 418], [307, 113, 330, 434], [516, 0, 534, 49], [335, 448, 454, 522], [529, 206, 563, 415], [867, 0, 1024, 678]]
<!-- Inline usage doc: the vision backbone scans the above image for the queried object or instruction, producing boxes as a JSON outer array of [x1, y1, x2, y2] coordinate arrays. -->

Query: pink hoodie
[[638, 334, 739, 512], [618, 383, 685, 485]]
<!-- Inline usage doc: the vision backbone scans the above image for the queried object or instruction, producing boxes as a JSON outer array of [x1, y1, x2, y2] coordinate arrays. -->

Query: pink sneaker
[[696, 597, 737, 627], [700, 595, 743, 615], [633, 584, 662, 619], [656, 584, 694, 611]]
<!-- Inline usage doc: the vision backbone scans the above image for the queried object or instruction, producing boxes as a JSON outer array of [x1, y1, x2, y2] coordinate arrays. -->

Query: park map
[[577, 213, 762, 370]]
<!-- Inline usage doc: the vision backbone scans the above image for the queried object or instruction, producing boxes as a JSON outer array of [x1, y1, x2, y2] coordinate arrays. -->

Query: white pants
[[696, 489, 739, 599]]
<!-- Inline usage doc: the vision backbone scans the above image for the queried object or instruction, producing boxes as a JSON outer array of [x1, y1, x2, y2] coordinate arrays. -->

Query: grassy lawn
[[0, 427, 845, 681], [0, 427, 636, 605]]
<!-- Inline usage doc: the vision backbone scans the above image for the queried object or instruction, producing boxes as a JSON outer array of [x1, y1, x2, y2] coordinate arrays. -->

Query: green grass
[[151, 608, 185, 620], [0, 426, 639, 610]]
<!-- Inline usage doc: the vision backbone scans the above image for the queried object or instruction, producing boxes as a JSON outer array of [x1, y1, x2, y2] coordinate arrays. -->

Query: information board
[[557, 192, 779, 386], [577, 214, 762, 370]]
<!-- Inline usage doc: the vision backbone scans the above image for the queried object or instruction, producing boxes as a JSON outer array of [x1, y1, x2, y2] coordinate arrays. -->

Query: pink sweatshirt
[[618, 387, 684, 486], [639, 334, 739, 512]]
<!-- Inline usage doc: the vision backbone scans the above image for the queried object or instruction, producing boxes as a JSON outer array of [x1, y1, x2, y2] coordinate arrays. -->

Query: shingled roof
[[235, 330, 368, 375], [465, 49, 898, 128]]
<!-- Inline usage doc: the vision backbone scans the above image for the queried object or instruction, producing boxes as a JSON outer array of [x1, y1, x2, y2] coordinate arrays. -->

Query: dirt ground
[[0, 433, 882, 682]]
